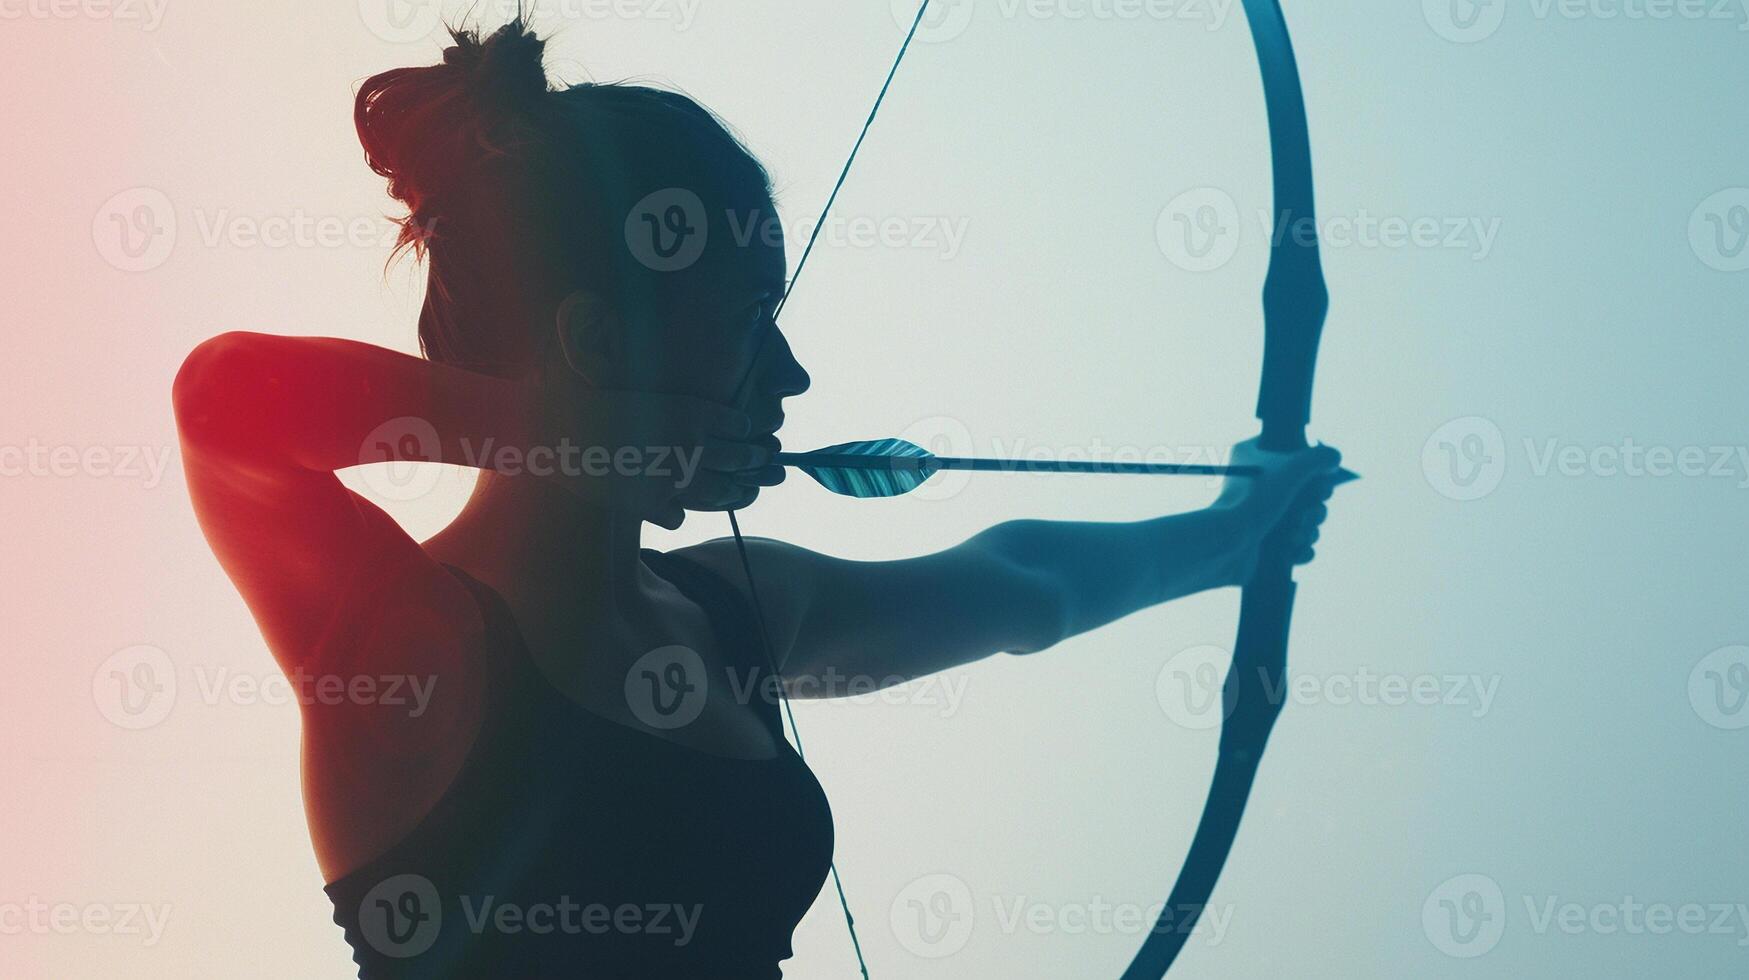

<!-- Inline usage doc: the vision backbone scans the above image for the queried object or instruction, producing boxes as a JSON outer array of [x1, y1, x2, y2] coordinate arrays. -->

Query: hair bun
[[355, 17, 552, 249], [441, 18, 549, 114]]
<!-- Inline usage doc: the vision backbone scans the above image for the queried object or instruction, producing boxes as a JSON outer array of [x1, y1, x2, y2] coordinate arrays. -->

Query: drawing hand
[[526, 364, 776, 529]]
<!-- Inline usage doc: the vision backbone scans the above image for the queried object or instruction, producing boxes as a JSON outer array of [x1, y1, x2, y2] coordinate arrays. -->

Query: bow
[[1122, 1, 1329, 973], [723, 2, 1333, 976]]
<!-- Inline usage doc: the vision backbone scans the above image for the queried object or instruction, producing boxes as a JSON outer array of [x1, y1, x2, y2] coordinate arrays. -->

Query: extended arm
[[683, 442, 1338, 697], [679, 507, 1246, 698]]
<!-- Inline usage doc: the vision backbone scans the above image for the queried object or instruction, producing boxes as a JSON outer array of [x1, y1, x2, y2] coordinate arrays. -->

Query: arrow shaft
[[775, 452, 1258, 478]]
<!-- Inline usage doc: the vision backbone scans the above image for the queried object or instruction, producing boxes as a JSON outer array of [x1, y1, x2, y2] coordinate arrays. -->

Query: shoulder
[[655, 536, 827, 605], [643, 539, 756, 610], [659, 537, 757, 583], [652, 538, 817, 669]]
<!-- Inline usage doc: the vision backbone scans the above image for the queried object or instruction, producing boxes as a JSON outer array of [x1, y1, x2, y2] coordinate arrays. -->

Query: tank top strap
[[640, 547, 788, 740], [435, 560, 532, 725], [439, 561, 523, 665]]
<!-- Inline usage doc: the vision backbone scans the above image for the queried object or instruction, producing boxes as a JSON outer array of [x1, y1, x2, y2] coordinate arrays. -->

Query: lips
[[749, 417, 783, 453]]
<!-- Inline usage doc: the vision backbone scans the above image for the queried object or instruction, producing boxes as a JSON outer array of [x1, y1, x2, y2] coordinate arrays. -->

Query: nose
[[762, 327, 810, 398]]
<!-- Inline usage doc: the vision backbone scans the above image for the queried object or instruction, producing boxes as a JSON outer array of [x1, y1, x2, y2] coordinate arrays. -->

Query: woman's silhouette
[[172, 16, 1340, 978]]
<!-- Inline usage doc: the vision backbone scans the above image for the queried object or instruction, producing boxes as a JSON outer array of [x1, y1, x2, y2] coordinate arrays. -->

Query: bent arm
[[172, 331, 534, 670], [679, 509, 1244, 698], [174, 331, 534, 475]]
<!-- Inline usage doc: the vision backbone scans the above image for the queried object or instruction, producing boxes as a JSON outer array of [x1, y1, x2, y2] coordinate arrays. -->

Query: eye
[[743, 296, 779, 328]]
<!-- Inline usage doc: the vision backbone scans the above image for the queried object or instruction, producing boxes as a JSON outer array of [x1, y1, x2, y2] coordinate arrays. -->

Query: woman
[[172, 17, 1340, 979]]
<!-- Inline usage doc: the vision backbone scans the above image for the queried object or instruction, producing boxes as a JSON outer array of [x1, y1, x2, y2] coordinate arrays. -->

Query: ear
[[552, 290, 625, 387]]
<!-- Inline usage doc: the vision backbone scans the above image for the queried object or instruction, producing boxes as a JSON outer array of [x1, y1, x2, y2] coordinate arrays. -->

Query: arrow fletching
[[782, 438, 940, 498]]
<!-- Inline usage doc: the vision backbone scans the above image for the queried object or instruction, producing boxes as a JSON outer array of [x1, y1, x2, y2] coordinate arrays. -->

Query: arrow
[[777, 438, 1354, 499]]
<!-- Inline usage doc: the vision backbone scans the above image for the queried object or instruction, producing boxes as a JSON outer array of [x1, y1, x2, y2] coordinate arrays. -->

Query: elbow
[[173, 331, 254, 409], [172, 331, 273, 457], [1001, 559, 1074, 656]]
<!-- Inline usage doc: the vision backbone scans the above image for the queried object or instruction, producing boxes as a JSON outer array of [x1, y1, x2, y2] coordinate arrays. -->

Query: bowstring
[[725, 4, 934, 977]]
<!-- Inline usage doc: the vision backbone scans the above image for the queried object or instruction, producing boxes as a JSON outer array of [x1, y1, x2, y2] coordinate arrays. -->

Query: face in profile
[[605, 190, 811, 454]]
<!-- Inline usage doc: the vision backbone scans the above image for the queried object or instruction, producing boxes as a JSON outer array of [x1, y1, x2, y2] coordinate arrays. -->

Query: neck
[[429, 470, 664, 635]]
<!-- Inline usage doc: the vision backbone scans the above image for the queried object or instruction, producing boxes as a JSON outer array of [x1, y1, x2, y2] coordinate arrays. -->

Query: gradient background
[[4, 0, 1747, 976]]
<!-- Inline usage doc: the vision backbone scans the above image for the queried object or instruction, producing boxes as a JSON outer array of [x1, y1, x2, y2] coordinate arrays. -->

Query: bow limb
[[1122, 1, 1329, 977]]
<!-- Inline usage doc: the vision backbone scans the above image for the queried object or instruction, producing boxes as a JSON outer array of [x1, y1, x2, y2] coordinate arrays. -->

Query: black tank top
[[323, 548, 835, 979]]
